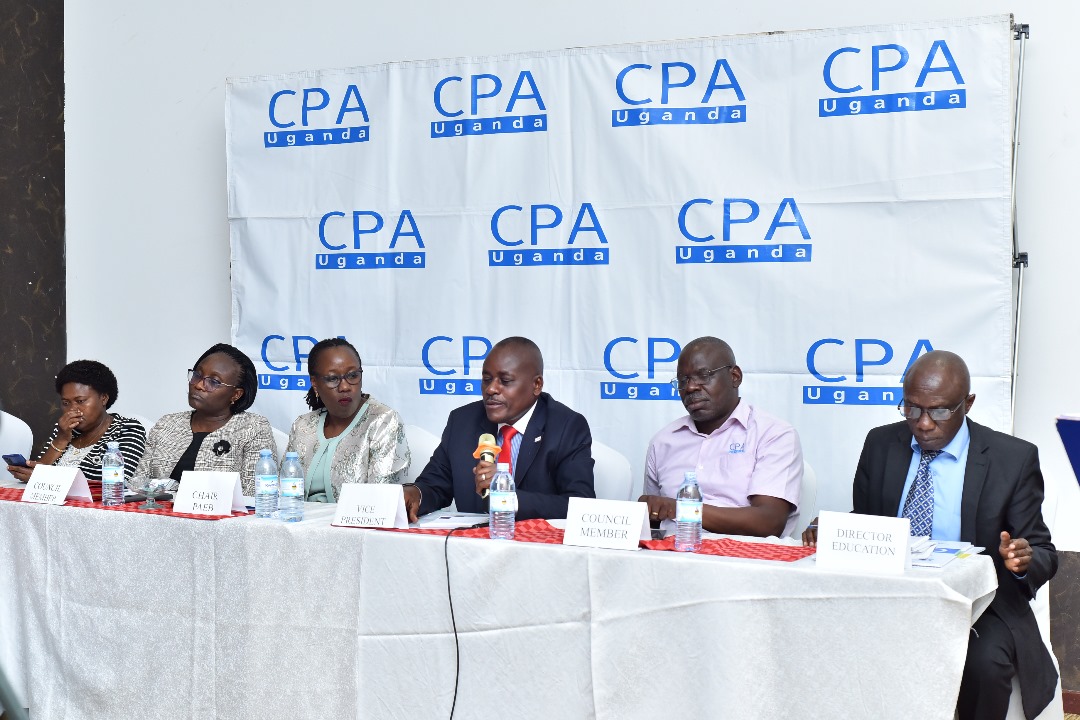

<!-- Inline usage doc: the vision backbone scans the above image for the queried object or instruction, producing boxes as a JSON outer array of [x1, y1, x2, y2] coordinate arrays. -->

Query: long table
[[0, 494, 996, 719]]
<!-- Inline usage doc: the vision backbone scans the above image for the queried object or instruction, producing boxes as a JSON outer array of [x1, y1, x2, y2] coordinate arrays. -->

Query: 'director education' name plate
[[563, 497, 651, 551], [174, 471, 243, 515], [815, 510, 911, 574], [332, 483, 408, 529], [21, 465, 93, 505]]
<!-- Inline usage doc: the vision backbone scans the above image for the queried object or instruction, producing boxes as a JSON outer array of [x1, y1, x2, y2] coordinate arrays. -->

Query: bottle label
[[676, 499, 702, 523], [280, 478, 303, 497], [490, 491, 516, 512], [101, 467, 122, 483], [256, 475, 278, 494]]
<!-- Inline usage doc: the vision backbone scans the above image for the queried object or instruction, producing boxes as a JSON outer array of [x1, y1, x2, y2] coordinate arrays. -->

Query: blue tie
[[902, 450, 940, 537]]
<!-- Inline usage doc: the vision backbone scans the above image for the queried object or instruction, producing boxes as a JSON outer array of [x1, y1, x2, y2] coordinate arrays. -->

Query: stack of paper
[[912, 540, 980, 568]]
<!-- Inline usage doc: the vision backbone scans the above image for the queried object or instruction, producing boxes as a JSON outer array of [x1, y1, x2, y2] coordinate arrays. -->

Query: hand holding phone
[[3, 454, 28, 468], [4, 456, 36, 483]]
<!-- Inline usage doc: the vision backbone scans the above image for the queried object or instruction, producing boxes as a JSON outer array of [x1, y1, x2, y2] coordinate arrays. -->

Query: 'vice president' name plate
[[21, 465, 93, 505], [815, 510, 911, 574], [563, 497, 651, 551], [332, 483, 408, 529]]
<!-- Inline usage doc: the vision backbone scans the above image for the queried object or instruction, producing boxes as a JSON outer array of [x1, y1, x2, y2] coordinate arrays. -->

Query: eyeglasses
[[898, 398, 967, 422], [188, 369, 239, 392], [670, 365, 734, 390], [317, 369, 362, 387]]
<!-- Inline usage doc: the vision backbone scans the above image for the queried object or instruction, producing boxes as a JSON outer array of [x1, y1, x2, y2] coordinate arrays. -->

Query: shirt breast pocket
[[711, 453, 758, 506]]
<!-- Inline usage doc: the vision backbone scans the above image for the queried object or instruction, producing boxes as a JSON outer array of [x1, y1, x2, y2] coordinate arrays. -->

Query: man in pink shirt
[[640, 336, 803, 537]]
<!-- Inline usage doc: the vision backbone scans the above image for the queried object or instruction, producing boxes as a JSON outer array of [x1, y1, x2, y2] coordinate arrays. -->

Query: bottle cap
[[259, 448, 273, 457], [496, 462, 510, 472], [285, 451, 299, 459], [107, 441, 120, 450]]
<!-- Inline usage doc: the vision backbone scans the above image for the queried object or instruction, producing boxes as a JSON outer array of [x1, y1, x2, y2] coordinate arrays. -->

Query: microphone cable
[[443, 526, 464, 720]]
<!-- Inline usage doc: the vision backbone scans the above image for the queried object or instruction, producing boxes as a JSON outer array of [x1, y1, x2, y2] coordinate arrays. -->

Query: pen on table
[[807, 524, 818, 530]]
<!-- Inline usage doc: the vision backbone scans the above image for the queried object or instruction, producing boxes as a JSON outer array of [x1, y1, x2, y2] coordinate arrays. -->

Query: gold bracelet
[[49, 441, 66, 454]]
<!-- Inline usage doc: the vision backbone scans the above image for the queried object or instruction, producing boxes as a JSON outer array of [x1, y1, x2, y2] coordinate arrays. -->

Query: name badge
[[332, 484, 409, 529], [815, 510, 911, 574], [562, 497, 651, 551], [21, 465, 93, 505], [173, 471, 244, 515]]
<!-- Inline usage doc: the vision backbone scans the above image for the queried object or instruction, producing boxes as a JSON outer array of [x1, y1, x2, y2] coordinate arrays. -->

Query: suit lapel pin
[[535, 436, 542, 442]]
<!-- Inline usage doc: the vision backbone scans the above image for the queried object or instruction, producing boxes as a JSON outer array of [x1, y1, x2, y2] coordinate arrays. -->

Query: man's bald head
[[902, 350, 975, 453]]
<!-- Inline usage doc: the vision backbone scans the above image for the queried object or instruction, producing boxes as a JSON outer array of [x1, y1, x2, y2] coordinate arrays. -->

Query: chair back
[[591, 441, 633, 501], [404, 425, 441, 484], [0, 411, 35, 483], [789, 460, 817, 538]]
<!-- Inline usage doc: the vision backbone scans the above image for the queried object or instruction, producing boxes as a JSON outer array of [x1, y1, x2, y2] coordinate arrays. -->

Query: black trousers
[[957, 608, 1016, 720]]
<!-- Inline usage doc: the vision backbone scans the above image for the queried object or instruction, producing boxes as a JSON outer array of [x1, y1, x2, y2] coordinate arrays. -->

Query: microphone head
[[473, 433, 501, 461]]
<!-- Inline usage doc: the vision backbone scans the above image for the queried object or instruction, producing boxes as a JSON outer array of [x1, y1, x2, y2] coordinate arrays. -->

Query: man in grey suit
[[806, 350, 1057, 719]]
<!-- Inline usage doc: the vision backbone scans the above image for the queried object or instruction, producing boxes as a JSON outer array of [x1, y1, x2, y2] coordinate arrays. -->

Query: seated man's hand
[[473, 459, 495, 497], [403, 484, 421, 523], [999, 531, 1032, 575], [638, 494, 676, 526], [7, 460, 36, 483], [801, 516, 819, 547]]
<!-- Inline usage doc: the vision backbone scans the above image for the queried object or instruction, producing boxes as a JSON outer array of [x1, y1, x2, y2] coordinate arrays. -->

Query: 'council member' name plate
[[174, 471, 244, 515], [563, 497, 650, 551], [21, 465, 93, 505], [815, 510, 911, 574], [332, 483, 408, 529]]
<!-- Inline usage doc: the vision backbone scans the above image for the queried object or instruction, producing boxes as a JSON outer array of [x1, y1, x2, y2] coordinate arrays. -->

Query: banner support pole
[[1010, 21, 1030, 433]]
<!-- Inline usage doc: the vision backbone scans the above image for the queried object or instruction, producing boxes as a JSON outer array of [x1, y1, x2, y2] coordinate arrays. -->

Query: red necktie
[[497, 425, 518, 473]]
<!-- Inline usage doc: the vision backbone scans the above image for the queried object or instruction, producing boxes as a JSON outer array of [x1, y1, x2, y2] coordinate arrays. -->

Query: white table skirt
[[0, 497, 996, 719]]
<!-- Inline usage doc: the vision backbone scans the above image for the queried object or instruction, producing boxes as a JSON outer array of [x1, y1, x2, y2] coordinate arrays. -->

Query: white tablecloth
[[0, 496, 996, 719]]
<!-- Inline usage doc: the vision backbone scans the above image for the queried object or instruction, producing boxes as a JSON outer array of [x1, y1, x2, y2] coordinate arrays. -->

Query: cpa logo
[[315, 209, 426, 271], [488, 203, 609, 267], [611, 60, 746, 128], [264, 84, 372, 148], [419, 336, 492, 395], [259, 334, 345, 390], [819, 40, 965, 118], [675, 197, 811, 265], [430, 70, 547, 139], [600, 337, 682, 400], [803, 338, 934, 405]]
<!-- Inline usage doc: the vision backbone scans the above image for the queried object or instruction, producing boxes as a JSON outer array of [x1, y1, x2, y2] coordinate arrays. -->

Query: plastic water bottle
[[254, 449, 279, 518], [279, 451, 304, 523], [675, 471, 703, 552], [488, 462, 516, 540], [101, 441, 124, 506]]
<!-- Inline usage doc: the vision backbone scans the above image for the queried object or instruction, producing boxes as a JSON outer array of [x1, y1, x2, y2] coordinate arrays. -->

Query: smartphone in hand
[[3, 454, 28, 468]]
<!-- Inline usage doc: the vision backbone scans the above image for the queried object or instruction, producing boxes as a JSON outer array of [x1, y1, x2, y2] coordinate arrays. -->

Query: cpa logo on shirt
[[263, 84, 372, 149], [803, 337, 934, 405], [419, 336, 492, 395], [600, 337, 683, 401], [675, 196, 811, 265], [819, 39, 966, 118], [314, 209, 426, 271], [611, 59, 747, 128], [487, 203, 609, 267], [430, 70, 547, 139], [258, 334, 345, 391]]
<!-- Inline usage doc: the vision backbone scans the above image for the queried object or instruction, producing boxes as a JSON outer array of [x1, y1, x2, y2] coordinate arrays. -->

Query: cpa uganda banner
[[226, 15, 1015, 515]]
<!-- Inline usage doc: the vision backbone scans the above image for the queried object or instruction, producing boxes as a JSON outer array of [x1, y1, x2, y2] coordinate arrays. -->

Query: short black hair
[[305, 338, 362, 411], [193, 343, 258, 414], [492, 336, 544, 376], [55, 360, 120, 409]]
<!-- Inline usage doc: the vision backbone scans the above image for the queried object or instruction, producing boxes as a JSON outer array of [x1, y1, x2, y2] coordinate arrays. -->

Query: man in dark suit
[[404, 336, 595, 520], [812, 350, 1057, 720]]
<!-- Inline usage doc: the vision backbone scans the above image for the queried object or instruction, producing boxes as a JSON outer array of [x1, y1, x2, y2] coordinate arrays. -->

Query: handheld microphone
[[472, 433, 502, 498]]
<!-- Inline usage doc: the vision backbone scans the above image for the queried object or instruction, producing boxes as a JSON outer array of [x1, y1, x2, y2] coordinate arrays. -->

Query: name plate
[[815, 510, 911, 574], [174, 471, 245, 515], [21, 466, 93, 505], [562, 497, 651, 551], [332, 483, 409, 528]]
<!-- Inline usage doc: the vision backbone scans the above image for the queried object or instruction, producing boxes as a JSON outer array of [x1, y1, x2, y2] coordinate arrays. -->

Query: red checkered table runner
[[400, 518, 816, 561], [0, 486, 251, 521]]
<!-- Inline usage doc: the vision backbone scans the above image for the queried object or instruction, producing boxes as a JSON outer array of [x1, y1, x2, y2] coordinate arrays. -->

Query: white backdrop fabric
[[226, 15, 1015, 512]]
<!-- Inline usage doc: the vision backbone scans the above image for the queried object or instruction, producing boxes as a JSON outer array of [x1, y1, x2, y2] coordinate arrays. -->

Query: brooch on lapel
[[212, 440, 231, 456]]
